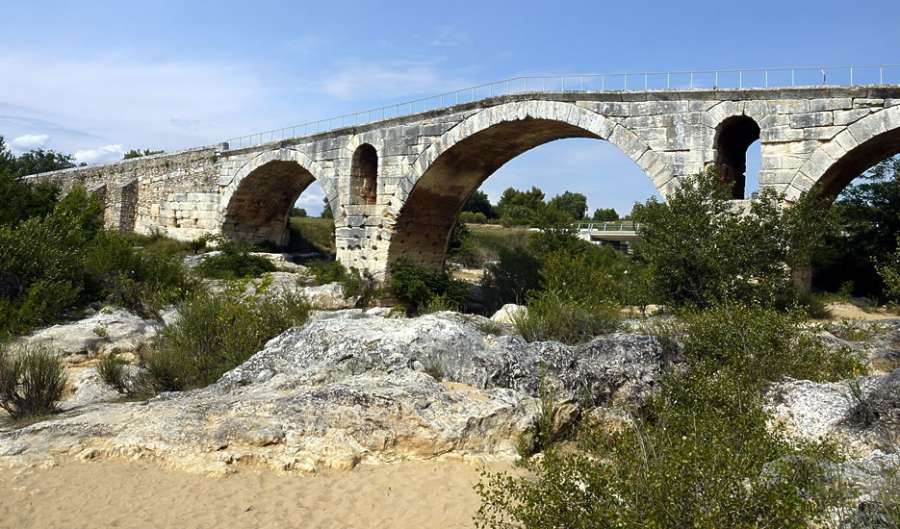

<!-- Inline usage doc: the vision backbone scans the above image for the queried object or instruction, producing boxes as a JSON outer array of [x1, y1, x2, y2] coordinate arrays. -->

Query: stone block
[[833, 108, 872, 126], [853, 98, 884, 108], [790, 111, 833, 128]]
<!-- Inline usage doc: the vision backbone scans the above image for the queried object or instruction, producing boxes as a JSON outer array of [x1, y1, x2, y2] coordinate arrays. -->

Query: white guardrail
[[224, 64, 900, 149]]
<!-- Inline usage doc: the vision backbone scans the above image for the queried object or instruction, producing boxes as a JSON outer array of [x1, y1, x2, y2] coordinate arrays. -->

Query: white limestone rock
[[0, 311, 669, 474], [490, 304, 527, 325], [15, 307, 163, 360]]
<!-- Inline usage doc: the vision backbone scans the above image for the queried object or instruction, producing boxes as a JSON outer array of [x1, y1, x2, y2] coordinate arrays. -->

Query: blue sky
[[2, 0, 899, 214]]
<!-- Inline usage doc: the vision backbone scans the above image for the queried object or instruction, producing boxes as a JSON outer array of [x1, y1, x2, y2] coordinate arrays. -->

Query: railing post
[[881, 65, 884, 85], [714, 71, 718, 88], [765, 69, 768, 87], [739, 70, 742, 89], [644, 73, 648, 91], [690, 72, 693, 89], [850, 67, 854, 86], [667, 72, 670, 89], [791, 68, 795, 86]]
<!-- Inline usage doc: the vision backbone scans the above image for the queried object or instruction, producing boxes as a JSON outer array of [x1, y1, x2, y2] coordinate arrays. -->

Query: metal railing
[[576, 222, 640, 232], [224, 64, 900, 150]]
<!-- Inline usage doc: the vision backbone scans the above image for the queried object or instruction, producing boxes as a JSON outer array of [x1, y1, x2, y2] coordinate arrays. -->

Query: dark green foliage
[[547, 191, 588, 220], [0, 171, 60, 226], [0, 346, 66, 420], [0, 185, 193, 336], [461, 190, 497, 219], [122, 149, 163, 159], [83, 231, 195, 317], [591, 207, 619, 221], [389, 258, 469, 314], [97, 355, 129, 394], [635, 166, 824, 309], [478, 305, 861, 529], [481, 246, 543, 308], [813, 157, 900, 299], [877, 235, 900, 303], [458, 211, 489, 224], [8, 148, 75, 177], [290, 207, 307, 217], [141, 288, 310, 391], [195, 243, 276, 280]]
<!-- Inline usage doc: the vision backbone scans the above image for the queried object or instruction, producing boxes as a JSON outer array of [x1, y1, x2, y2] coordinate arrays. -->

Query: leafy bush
[[141, 288, 310, 392], [513, 290, 619, 345], [389, 258, 469, 314], [481, 246, 543, 309], [287, 216, 335, 255], [195, 243, 275, 280], [83, 231, 195, 317], [0, 346, 66, 420], [635, 166, 825, 309], [478, 304, 861, 529], [458, 211, 488, 224]]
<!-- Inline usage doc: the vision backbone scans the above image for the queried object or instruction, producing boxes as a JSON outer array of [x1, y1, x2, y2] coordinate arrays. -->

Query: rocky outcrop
[[0, 311, 669, 474], [767, 369, 900, 507], [14, 307, 166, 361]]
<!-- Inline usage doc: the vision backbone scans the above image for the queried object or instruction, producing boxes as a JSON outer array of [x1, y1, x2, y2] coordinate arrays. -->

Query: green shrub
[[97, 355, 129, 394], [514, 290, 619, 345], [141, 288, 310, 392], [478, 304, 861, 529], [83, 231, 194, 317], [458, 211, 488, 224], [389, 258, 469, 314], [195, 243, 275, 280], [481, 246, 543, 309], [0, 346, 67, 420], [635, 166, 826, 309]]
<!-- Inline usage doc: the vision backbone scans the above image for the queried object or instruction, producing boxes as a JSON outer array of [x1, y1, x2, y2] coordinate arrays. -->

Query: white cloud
[[321, 61, 470, 100], [74, 144, 125, 165], [0, 53, 277, 153], [10, 133, 49, 150]]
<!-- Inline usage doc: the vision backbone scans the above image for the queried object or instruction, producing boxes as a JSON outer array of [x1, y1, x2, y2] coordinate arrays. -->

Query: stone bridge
[[28, 85, 900, 277]]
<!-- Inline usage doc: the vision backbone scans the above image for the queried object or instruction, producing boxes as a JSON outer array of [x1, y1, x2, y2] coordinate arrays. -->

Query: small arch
[[351, 144, 378, 205], [222, 160, 316, 247], [714, 115, 761, 199]]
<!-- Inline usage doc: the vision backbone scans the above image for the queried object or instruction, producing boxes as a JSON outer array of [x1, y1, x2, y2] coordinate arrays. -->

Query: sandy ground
[[0, 459, 513, 529], [826, 302, 900, 321]]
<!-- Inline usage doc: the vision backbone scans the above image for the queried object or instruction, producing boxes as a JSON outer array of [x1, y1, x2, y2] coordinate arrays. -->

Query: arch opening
[[813, 127, 900, 202], [805, 124, 900, 299], [387, 116, 659, 269], [351, 144, 378, 205], [222, 160, 317, 247], [714, 115, 761, 199]]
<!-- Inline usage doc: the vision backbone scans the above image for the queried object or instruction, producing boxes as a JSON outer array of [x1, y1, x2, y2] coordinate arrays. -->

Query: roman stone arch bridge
[[28, 84, 900, 277]]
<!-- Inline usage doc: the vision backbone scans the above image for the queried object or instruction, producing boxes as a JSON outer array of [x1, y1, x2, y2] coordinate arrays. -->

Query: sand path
[[0, 459, 511, 529]]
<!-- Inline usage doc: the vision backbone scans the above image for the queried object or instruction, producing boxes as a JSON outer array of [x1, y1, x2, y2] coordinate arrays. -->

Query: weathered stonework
[[27, 86, 900, 276]]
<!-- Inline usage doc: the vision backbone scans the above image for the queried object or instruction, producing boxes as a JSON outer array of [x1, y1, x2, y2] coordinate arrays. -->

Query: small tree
[[591, 207, 619, 222], [547, 191, 588, 220], [635, 166, 821, 308]]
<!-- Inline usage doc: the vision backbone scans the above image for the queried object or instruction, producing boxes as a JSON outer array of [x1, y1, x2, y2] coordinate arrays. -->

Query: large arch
[[790, 106, 900, 201], [384, 100, 673, 268], [220, 148, 328, 247]]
